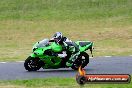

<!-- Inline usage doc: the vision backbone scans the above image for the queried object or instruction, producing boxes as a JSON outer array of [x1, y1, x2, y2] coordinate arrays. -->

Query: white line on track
[[89, 57, 94, 58], [1, 56, 131, 63], [16, 61, 24, 63], [104, 56, 112, 57], [0, 62, 7, 63]]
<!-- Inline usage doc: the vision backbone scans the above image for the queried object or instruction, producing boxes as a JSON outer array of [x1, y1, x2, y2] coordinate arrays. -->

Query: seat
[[65, 42, 73, 46], [79, 42, 91, 47], [65, 42, 79, 51]]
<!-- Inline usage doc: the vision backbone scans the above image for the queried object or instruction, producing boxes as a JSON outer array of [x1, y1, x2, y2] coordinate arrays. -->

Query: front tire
[[71, 52, 89, 70], [24, 56, 41, 71]]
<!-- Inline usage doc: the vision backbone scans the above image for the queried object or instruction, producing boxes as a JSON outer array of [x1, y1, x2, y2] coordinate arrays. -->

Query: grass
[[0, 0, 132, 61], [0, 77, 132, 88], [0, 0, 131, 88], [0, 0, 132, 20], [0, 20, 131, 61]]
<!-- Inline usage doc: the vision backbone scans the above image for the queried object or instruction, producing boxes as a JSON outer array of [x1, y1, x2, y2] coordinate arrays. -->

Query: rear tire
[[71, 52, 89, 70], [24, 56, 42, 71]]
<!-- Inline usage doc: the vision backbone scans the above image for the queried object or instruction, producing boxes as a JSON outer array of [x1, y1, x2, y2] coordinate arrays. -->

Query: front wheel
[[71, 52, 89, 70], [24, 56, 42, 71]]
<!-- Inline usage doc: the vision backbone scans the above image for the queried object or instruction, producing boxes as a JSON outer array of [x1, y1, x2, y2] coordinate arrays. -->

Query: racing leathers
[[52, 37, 80, 67]]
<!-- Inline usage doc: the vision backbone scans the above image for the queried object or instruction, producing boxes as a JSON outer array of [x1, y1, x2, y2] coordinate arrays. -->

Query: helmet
[[52, 32, 63, 43]]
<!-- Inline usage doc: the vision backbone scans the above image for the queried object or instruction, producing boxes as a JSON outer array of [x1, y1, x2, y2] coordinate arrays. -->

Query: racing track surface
[[0, 56, 132, 80]]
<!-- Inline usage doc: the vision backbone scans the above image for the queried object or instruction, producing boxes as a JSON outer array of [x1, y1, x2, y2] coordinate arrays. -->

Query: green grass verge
[[0, 0, 132, 61], [0, 77, 132, 88], [0, 0, 132, 20], [0, 20, 131, 61]]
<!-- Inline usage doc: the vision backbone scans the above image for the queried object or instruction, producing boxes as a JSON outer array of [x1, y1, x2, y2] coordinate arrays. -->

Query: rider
[[50, 32, 80, 67]]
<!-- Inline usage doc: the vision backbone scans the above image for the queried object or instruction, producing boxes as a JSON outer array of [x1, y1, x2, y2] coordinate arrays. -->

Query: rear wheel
[[71, 52, 89, 70], [24, 56, 42, 71]]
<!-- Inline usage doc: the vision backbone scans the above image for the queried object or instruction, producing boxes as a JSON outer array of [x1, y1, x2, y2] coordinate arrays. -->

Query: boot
[[66, 52, 80, 67]]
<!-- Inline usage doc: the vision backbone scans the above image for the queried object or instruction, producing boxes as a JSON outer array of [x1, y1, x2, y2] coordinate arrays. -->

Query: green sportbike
[[24, 39, 94, 71]]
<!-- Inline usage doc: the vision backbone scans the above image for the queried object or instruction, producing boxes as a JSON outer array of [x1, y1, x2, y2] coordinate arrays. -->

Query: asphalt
[[0, 56, 132, 80]]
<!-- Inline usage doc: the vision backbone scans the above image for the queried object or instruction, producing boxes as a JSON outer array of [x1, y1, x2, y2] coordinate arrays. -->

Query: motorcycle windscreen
[[33, 39, 49, 48]]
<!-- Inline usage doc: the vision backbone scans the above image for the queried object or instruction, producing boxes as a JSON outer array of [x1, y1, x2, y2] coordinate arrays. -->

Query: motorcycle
[[24, 38, 94, 71]]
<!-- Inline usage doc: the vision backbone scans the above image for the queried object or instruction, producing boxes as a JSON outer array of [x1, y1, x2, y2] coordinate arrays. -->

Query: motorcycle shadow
[[28, 68, 93, 73]]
